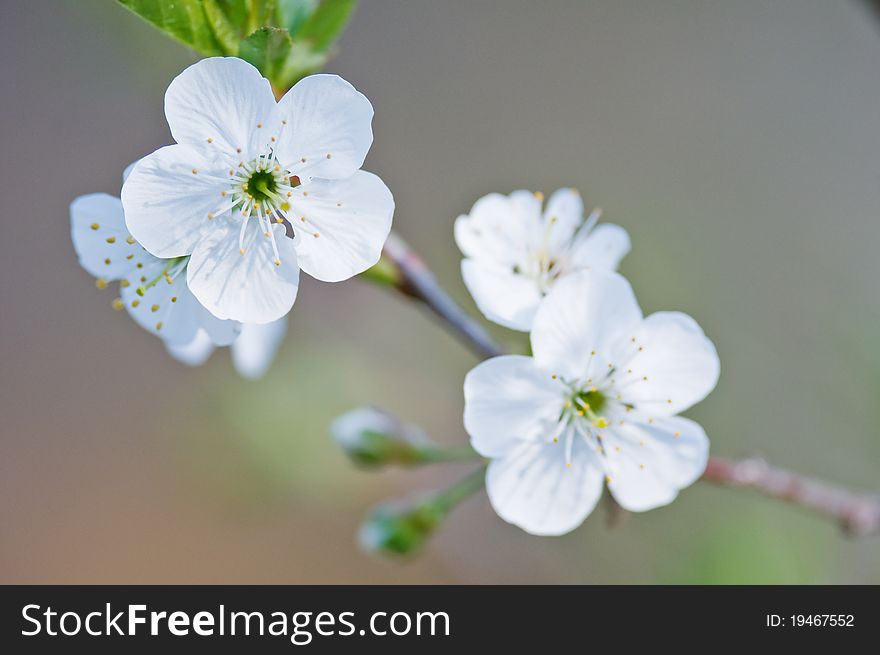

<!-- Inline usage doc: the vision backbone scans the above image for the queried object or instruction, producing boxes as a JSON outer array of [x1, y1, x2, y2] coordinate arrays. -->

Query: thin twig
[[382, 232, 504, 359], [703, 456, 880, 536], [375, 229, 880, 537]]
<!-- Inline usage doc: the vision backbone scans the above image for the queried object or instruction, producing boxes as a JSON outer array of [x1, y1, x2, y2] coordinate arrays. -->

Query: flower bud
[[358, 499, 447, 557], [330, 407, 431, 468]]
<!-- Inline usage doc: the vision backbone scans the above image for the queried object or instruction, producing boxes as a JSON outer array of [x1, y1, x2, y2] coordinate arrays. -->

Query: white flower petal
[[543, 188, 583, 252], [166, 329, 216, 367], [486, 439, 604, 536], [70, 194, 148, 280], [454, 191, 542, 266], [601, 415, 709, 512], [121, 264, 201, 346], [121, 145, 226, 258], [464, 355, 564, 458], [613, 311, 720, 415], [198, 306, 241, 347], [569, 223, 631, 271], [187, 222, 300, 324], [231, 317, 288, 379], [276, 74, 374, 180], [460, 260, 542, 332], [531, 271, 642, 379], [291, 171, 394, 282], [164, 57, 278, 159]]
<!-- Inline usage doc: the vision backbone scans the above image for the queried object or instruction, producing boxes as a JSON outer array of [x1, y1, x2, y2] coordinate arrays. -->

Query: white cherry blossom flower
[[121, 57, 394, 324], [455, 188, 629, 331], [70, 193, 239, 347], [463, 271, 719, 536], [167, 318, 287, 379]]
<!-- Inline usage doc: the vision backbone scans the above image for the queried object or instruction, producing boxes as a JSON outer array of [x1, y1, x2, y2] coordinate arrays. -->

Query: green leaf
[[239, 26, 327, 91], [276, 0, 318, 35], [116, 0, 226, 55], [203, 0, 242, 53], [295, 0, 357, 52]]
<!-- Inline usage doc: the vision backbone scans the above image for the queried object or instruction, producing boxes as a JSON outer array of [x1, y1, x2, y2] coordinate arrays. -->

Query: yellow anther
[[151, 304, 159, 312], [207, 213, 214, 219], [313, 232, 320, 238], [112, 298, 124, 310], [90, 223, 100, 230], [239, 248, 246, 255], [614, 446, 621, 453], [593, 417, 608, 429], [256, 122, 263, 129], [135, 286, 145, 297], [605, 475, 613, 484], [120, 279, 130, 288], [674, 431, 681, 438], [639, 464, 646, 470], [274, 258, 282, 267], [302, 191, 309, 197], [155, 322, 163, 331], [191, 168, 198, 174], [281, 201, 291, 212], [136, 262, 143, 269], [533, 191, 544, 201], [552, 437, 558, 443], [95, 278, 108, 290], [551, 374, 557, 379], [103, 258, 110, 265], [642, 376, 648, 381], [207, 137, 213, 143], [126, 254, 134, 260], [287, 191, 292, 197], [131, 299, 140, 308], [126, 236, 136, 245], [221, 191, 227, 197]]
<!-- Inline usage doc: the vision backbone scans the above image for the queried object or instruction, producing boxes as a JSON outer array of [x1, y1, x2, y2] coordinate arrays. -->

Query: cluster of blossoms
[[71, 57, 394, 377], [457, 190, 720, 535], [72, 56, 719, 539]]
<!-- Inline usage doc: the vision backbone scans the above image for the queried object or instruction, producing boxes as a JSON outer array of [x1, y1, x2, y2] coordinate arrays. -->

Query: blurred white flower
[[122, 57, 394, 324], [70, 193, 239, 347], [70, 193, 285, 378], [167, 318, 287, 379], [463, 271, 719, 536], [455, 188, 629, 331]]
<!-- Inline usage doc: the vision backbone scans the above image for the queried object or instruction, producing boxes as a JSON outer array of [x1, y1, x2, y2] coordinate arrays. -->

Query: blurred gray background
[[1, 0, 878, 583]]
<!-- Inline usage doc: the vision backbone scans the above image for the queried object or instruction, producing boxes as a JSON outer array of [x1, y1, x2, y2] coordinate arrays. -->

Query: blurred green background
[[1, 0, 878, 583]]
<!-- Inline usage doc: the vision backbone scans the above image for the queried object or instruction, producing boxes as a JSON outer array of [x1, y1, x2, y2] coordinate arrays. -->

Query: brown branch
[[382, 232, 504, 359], [376, 230, 880, 537], [703, 456, 880, 536]]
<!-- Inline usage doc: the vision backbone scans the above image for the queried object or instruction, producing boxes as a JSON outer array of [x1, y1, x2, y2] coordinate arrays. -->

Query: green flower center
[[244, 169, 279, 204]]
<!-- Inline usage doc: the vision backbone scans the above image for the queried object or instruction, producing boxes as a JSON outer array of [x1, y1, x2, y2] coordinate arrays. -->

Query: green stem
[[417, 442, 481, 464], [432, 465, 487, 512]]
